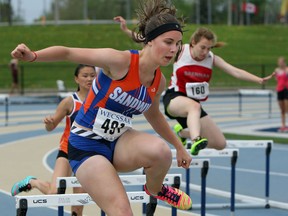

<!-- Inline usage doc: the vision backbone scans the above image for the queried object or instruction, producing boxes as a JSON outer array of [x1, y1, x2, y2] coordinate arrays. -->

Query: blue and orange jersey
[[59, 92, 82, 153], [75, 50, 162, 129]]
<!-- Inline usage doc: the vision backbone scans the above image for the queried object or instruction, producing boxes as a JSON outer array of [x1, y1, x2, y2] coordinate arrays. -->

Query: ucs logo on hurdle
[[32, 199, 47, 204], [130, 195, 145, 201], [77, 195, 93, 205]]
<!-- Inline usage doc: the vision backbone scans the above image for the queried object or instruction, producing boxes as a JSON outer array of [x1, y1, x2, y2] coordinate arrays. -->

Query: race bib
[[185, 82, 209, 100], [93, 107, 132, 141]]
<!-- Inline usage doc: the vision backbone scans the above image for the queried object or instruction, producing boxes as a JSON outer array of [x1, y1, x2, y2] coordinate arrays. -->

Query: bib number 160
[[192, 86, 205, 95]]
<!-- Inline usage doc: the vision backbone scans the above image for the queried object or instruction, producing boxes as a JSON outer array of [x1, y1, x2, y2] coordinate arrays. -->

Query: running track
[[1, 92, 288, 216]]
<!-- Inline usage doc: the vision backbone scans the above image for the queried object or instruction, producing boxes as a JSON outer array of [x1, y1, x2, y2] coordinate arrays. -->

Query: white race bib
[[185, 82, 209, 100], [93, 107, 132, 141]]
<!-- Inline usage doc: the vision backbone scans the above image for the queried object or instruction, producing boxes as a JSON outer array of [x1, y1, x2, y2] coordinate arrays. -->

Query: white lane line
[[210, 165, 288, 177], [187, 182, 288, 210]]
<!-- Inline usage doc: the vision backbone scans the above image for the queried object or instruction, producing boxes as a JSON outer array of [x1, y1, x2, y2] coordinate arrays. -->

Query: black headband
[[145, 23, 182, 43]]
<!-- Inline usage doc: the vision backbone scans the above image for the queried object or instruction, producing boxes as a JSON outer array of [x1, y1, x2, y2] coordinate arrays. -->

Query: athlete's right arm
[[11, 43, 130, 78], [43, 96, 73, 131]]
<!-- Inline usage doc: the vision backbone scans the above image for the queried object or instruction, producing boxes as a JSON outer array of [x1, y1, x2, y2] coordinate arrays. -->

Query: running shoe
[[278, 127, 288, 133], [173, 123, 187, 146], [144, 184, 192, 210], [190, 136, 208, 156], [11, 176, 36, 196]]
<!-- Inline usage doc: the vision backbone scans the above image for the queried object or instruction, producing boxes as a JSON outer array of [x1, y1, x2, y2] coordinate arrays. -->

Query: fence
[[0, 63, 276, 95]]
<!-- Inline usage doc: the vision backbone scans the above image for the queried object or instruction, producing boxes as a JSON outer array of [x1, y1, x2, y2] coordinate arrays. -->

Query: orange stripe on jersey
[[59, 117, 71, 153]]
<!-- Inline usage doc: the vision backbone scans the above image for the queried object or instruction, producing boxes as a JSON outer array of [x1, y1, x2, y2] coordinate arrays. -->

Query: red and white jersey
[[168, 44, 214, 94]]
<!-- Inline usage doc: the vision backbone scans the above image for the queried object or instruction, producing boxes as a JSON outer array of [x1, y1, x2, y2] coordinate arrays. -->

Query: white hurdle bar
[[0, 94, 9, 126], [56, 174, 182, 189], [15, 192, 149, 216], [171, 148, 239, 216], [16, 173, 182, 216], [238, 89, 273, 118], [57, 173, 182, 216], [226, 140, 273, 209]]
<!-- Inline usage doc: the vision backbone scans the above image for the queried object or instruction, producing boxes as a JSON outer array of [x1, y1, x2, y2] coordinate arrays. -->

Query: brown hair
[[132, 0, 183, 44], [190, 27, 226, 48]]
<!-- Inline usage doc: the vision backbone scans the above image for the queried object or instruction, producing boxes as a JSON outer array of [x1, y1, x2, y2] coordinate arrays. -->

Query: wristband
[[29, 51, 38, 62]]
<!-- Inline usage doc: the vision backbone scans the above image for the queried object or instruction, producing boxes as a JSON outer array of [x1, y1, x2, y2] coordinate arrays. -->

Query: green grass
[[0, 24, 288, 90], [224, 133, 288, 145], [1, 24, 287, 143]]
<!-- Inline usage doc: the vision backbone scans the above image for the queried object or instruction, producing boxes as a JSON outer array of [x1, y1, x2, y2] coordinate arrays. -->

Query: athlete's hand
[[176, 146, 192, 169], [11, 43, 35, 62], [261, 72, 276, 84], [113, 16, 128, 32], [43, 116, 55, 131]]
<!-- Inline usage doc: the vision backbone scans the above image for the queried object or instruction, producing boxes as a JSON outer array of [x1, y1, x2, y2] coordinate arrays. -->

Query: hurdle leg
[[16, 199, 28, 216], [146, 196, 157, 216], [57, 179, 67, 216], [268, 93, 272, 118], [265, 142, 272, 208], [171, 176, 181, 216], [5, 96, 8, 126], [238, 92, 242, 117], [200, 161, 209, 216], [230, 151, 238, 216]]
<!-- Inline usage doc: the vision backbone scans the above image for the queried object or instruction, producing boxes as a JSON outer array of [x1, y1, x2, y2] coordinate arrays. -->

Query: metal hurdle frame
[[238, 89, 273, 118], [15, 174, 181, 216], [0, 94, 9, 126], [143, 158, 210, 216], [15, 192, 149, 216], [226, 139, 273, 209], [171, 148, 239, 216], [56, 174, 182, 216]]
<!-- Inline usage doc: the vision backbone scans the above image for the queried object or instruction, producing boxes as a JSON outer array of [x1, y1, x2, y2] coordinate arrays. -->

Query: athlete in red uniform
[[274, 57, 288, 132], [11, 64, 97, 216], [163, 27, 275, 155], [11, 1, 193, 215], [114, 19, 276, 155]]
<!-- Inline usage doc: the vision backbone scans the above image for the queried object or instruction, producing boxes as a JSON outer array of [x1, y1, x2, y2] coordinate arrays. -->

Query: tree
[[0, 0, 12, 24]]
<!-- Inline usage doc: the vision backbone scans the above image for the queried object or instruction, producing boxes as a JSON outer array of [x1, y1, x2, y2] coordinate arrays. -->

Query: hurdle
[[172, 158, 210, 216], [56, 174, 182, 216], [238, 89, 273, 118], [143, 157, 210, 216], [226, 139, 273, 209], [0, 94, 9, 126], [57, 92, 73, 102], [15, 192, 149, 216], [171, 148, 239, 216]]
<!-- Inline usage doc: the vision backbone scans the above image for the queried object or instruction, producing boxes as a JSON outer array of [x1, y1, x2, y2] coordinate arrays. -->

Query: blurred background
[[0, 0, 288, 94], [1, 0, 287, 25]]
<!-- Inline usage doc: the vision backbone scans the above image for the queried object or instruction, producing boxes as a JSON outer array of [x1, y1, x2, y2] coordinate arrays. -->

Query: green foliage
[[0, 24, 287, 91]]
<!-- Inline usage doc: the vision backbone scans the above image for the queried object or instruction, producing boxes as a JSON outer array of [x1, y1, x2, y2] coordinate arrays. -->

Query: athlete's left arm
[[143, 75, 191, 168], [214, 55, 275, 84]]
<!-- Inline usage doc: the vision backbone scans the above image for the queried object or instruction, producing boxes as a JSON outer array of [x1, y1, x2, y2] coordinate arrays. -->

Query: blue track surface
[[1, 93, 288, 216]]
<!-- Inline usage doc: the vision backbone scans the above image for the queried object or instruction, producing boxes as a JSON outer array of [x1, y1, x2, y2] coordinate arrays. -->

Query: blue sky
[[11, 0, 52, 23]]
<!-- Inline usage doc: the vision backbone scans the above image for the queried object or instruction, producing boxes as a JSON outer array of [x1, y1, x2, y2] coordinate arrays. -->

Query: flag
[[242, 2, 257, 14]]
